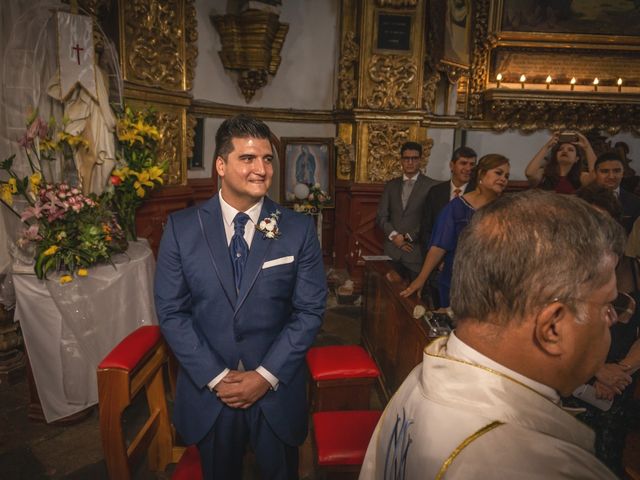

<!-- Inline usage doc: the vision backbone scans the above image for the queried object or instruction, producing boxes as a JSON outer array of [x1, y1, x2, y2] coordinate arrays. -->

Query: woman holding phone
[[525, 131, 597, 194]]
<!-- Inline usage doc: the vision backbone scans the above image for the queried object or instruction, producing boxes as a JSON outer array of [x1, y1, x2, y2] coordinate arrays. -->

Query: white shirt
[[208, 191, 279, 391], [449, 181, 468, 201]]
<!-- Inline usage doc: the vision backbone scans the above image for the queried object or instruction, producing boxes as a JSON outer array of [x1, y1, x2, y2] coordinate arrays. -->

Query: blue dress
[[428, 196, 475, 306]]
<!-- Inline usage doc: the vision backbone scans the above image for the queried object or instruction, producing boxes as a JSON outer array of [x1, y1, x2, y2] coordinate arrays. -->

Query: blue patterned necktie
[[230, 212, 250, 292]]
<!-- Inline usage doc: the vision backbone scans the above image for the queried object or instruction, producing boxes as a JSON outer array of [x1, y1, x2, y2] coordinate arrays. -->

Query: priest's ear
[[534, 301, 574, 356]]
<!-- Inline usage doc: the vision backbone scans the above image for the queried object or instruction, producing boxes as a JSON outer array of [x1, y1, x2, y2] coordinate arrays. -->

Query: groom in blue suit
[[154, 115, 327, 479]]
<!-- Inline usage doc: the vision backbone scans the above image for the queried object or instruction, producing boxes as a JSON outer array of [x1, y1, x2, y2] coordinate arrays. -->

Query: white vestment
[[359, 334, 617, 479]]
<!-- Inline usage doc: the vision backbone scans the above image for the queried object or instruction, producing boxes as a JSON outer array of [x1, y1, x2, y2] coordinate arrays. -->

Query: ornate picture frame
[[280, 137, 335, 207]]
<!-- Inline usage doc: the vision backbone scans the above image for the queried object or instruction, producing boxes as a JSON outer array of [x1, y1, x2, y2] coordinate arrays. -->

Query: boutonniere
[[257, 210, 281, 239]]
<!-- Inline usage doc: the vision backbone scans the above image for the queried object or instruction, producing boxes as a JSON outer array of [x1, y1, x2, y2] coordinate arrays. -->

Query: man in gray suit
[[376, 141, 438, 280]]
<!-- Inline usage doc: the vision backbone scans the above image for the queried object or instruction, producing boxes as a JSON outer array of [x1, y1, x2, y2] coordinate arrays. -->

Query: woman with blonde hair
[[401, 154, 510, 306]]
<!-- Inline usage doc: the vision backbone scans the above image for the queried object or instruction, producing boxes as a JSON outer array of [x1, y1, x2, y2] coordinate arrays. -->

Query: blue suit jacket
[[154, 194, 327, 446]]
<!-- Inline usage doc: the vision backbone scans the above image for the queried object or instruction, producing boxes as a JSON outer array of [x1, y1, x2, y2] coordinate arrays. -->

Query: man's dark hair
[[214, 114, 272, 161], [594, 151, 623, 171], [400, 141, 422, 156], [451, 146, 477, 162]]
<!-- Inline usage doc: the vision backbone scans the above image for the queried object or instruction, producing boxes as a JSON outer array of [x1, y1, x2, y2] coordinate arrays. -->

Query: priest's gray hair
[[451, 189, 625, 325]]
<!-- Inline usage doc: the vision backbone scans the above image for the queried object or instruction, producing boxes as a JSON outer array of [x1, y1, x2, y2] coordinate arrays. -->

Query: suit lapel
[[198, 195, 237, 307], [235, 198, 276, 314], [403, 174, 423, 212]]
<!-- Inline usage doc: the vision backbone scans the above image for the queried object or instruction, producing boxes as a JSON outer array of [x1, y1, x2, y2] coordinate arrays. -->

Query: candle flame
[[617, 78, 623, 86], [570, 77, 576, 85], [496, 73, 503, 81], [546, 75, 552, 83], [593, 77, 599, 85], [520, 74, 526, 82]]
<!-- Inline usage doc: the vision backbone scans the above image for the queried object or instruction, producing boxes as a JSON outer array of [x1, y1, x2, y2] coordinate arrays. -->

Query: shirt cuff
[[389, 230, 399, 241], [256, 366, 279, 390], [404, 233, 413, 242], [207, 368, 230, 391]]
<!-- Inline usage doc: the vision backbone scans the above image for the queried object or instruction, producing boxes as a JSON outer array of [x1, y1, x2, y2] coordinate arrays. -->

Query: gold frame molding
[[468, 0, 640, 133]]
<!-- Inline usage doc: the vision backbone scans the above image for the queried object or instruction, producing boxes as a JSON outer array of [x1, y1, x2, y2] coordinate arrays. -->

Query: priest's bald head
[[451, 189, 625, 396]]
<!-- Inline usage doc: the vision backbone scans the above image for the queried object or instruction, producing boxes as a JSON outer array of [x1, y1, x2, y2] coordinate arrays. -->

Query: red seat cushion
[[98, 325, 162, 371], [313, 410, 382, 466], [306, 346, 380, 380], [172, 445, 202, 480]]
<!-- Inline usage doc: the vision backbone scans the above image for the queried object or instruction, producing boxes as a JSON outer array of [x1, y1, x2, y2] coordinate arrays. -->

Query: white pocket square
[[262, 256, 294, 269]]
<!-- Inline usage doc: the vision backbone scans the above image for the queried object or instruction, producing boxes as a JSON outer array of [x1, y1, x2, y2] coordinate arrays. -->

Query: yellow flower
[[38, 138, 58, 152], [43, 245, 59, 256], [0, 185, 13, 205], [57, 131, 88, 149], [8, 177, 17, 193], [118, 129, 143, 145], [59, 275, 73, 284], [77, 268, 88, 277], [30, 172, 42, 194], [148, 165, 164, 184], [134, 170, 153, 197], [112, 167, 131, 180], [134, 118, 160, 140]]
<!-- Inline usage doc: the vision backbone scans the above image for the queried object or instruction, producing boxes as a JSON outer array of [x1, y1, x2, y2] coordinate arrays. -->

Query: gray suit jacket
[[376, 173, 438, 273]]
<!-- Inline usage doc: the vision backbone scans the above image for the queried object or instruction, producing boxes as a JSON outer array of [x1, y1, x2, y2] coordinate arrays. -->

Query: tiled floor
[[0, 293, 382, 479]]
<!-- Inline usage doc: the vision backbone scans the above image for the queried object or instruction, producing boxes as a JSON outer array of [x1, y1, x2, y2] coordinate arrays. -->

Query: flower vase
[[120, 206, 138, 242]]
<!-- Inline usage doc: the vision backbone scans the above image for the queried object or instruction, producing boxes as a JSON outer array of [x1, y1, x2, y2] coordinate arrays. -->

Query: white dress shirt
[[449, 181, 468, 201]]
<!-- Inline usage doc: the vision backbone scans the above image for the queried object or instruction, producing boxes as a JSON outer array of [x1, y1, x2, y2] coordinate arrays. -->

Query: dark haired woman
[[400, 154, 510, 306], [525, 132, 596, 194]]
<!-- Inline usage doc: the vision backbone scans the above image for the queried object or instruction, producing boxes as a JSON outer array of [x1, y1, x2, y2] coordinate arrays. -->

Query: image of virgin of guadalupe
[[295, 145, 316, 185]]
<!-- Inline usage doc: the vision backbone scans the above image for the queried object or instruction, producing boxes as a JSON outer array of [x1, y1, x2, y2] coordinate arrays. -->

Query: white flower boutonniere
[[257, 210, 281, 239]]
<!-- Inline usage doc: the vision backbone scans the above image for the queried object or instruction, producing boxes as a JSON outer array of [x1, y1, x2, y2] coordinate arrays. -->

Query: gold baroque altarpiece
[[114, 0, 198, 185]]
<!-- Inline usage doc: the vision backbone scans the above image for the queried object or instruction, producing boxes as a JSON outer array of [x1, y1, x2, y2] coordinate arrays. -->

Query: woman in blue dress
[[400, 154, 511, 306]]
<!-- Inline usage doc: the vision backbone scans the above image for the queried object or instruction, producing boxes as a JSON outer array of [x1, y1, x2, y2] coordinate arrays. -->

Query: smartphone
[[558, 132, 579, 143]]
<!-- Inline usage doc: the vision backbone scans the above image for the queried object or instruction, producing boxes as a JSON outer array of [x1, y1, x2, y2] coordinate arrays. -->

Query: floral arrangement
[[105, 106, 165, 240], [257, 211, 281, 239], [293, 183, 331, 214], [0, 115, 127, 282]]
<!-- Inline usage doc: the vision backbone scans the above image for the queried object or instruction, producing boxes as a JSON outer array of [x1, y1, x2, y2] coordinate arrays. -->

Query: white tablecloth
[[13, 241, 157, 422]]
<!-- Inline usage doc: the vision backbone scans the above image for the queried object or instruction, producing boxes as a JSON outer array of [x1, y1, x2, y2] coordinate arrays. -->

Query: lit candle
[[570, 77, 576, 91], [545, 75, 552, 90], [617, 78, 623, 92], [520, 74, 526, 89], [593, 77, 599, 92], [496, 73, 502, 88]]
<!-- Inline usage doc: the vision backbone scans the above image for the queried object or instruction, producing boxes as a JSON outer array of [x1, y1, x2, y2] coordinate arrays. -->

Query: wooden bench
[[97, 325, 201, 479]]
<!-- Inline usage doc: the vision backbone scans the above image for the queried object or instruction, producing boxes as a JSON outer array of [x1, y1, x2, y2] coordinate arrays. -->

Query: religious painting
[[500, 0, 640, 36], [280, 138, 334, 206], [429, 0, 472, 68]]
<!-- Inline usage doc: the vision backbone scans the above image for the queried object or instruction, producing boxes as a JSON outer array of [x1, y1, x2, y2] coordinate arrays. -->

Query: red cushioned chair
[[306, 345, 380, 411], [313, 410, 382, 479], [97, 325, 202, 480]]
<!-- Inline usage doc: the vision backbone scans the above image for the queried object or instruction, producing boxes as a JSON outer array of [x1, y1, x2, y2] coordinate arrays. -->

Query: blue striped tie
[[230, 212, 250, 292]]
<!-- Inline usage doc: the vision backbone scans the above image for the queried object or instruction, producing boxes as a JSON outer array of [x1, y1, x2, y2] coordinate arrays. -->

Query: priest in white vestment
[[360, 190, 623, 479]]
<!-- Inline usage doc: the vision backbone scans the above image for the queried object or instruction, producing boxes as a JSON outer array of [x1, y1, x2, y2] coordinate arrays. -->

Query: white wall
[[193, 0, 338, 109]]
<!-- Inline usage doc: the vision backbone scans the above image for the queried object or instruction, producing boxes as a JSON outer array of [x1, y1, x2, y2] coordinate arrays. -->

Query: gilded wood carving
[[366, 55, 417, 109], [337, 31, 359, 110], [366, 124, 410, 182]]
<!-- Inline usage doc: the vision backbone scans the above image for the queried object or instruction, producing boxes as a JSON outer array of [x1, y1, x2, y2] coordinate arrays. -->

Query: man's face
[[595, 160, 624, 190], [450, 156, 476, 186], [216, 136, 273, 210], [562, 258, 617, 394], [400, 149, 421, 176]]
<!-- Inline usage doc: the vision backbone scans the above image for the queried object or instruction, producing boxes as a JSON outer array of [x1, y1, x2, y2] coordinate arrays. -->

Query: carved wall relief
[[366, 124, 411, 182], [335, 137, 355, 178], [337, 31, 359, 110], [120, 0, 193, 91], [366, 55, 417, 109]]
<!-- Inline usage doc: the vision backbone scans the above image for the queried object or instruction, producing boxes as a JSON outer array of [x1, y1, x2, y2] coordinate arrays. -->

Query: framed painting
[[280, 137, 334, 207]]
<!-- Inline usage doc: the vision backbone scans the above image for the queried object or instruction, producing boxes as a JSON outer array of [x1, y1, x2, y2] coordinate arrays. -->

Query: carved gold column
[[116, 0, 198, 186], [338, 0, 430, 184]]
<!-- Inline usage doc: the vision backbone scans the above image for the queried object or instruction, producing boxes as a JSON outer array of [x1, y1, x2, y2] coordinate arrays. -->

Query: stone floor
[[0, 292, 382, 479]]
